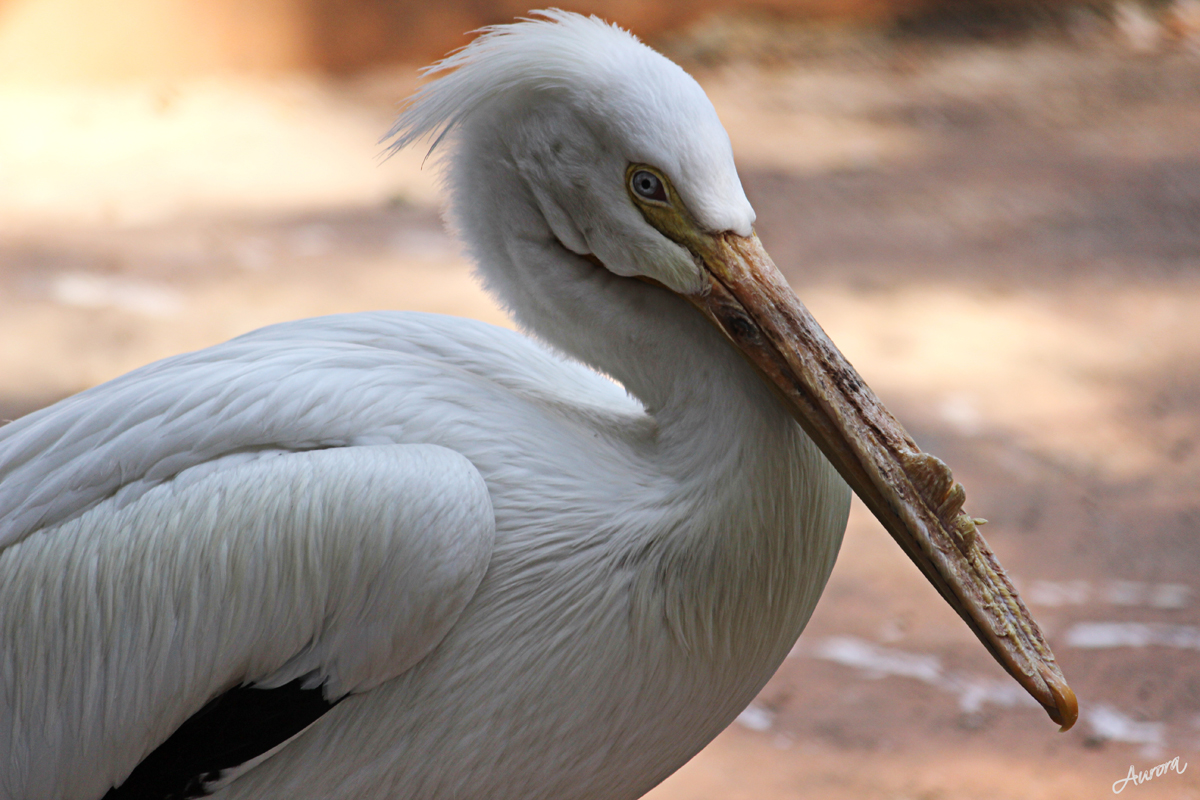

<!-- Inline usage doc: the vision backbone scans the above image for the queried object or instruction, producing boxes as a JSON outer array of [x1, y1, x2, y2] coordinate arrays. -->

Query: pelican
[[0, 11, 1075, 800]]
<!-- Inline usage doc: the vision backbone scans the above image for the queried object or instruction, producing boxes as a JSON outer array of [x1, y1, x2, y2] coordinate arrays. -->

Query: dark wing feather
[[103, 679, 339, 800]]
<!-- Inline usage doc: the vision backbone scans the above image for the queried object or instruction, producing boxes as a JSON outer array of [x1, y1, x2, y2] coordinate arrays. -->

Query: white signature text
[[1113, 756, 1188, 793]]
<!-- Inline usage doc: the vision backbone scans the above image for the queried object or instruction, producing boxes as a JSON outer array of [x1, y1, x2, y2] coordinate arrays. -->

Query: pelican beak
[[627, 163, 1075, 729], [685, 231, 1077, 731]]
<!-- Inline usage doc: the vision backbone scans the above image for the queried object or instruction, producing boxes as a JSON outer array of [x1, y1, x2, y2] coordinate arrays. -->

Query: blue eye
[[631, 170, 668, 203]]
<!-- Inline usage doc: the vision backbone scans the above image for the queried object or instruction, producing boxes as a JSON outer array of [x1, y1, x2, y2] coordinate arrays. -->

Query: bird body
[[1, 311, 844, 798], [0, 11, 1072, 799]]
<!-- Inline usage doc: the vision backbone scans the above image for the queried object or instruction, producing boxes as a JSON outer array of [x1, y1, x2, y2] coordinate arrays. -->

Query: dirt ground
[[1, 28, 1198, 800]]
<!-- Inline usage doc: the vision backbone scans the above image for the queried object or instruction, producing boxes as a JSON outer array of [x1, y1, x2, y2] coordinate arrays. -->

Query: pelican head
[[387, 11, 1076, 730]]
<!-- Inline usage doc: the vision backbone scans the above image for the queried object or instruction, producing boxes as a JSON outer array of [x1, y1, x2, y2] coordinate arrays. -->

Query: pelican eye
[[631, 170, 668, 203]]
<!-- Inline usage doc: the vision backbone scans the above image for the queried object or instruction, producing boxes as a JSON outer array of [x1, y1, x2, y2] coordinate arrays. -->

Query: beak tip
[[1039, 664, 1079, 732]]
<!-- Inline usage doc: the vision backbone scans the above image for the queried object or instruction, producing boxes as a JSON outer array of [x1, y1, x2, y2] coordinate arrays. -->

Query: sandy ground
[[1, 31, 1198, 799]]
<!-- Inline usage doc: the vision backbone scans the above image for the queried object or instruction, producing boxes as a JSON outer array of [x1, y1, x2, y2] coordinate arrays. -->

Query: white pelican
[[0, 11, 1075, 800]]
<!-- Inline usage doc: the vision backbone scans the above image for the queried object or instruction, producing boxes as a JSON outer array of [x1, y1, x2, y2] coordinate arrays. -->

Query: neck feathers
[[440, 86, 851, 667]]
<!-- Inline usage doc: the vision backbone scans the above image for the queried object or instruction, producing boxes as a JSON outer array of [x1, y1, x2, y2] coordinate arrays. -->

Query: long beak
[[688, 232, 1077, 731]]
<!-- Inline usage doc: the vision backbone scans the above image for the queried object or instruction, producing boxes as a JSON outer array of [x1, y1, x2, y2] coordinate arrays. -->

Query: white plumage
[[0, 11, 1074, 800]]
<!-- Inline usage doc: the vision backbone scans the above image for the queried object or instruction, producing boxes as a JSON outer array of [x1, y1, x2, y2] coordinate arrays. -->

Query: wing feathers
[[0, 444, 494, 800]]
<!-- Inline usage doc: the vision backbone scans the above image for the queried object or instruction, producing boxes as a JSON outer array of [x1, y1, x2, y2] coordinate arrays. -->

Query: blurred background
[[1, 0, 1198, 797]]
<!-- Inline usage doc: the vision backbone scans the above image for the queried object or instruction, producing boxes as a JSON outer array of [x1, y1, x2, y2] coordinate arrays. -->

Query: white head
[[386, 11, 753, 298]]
